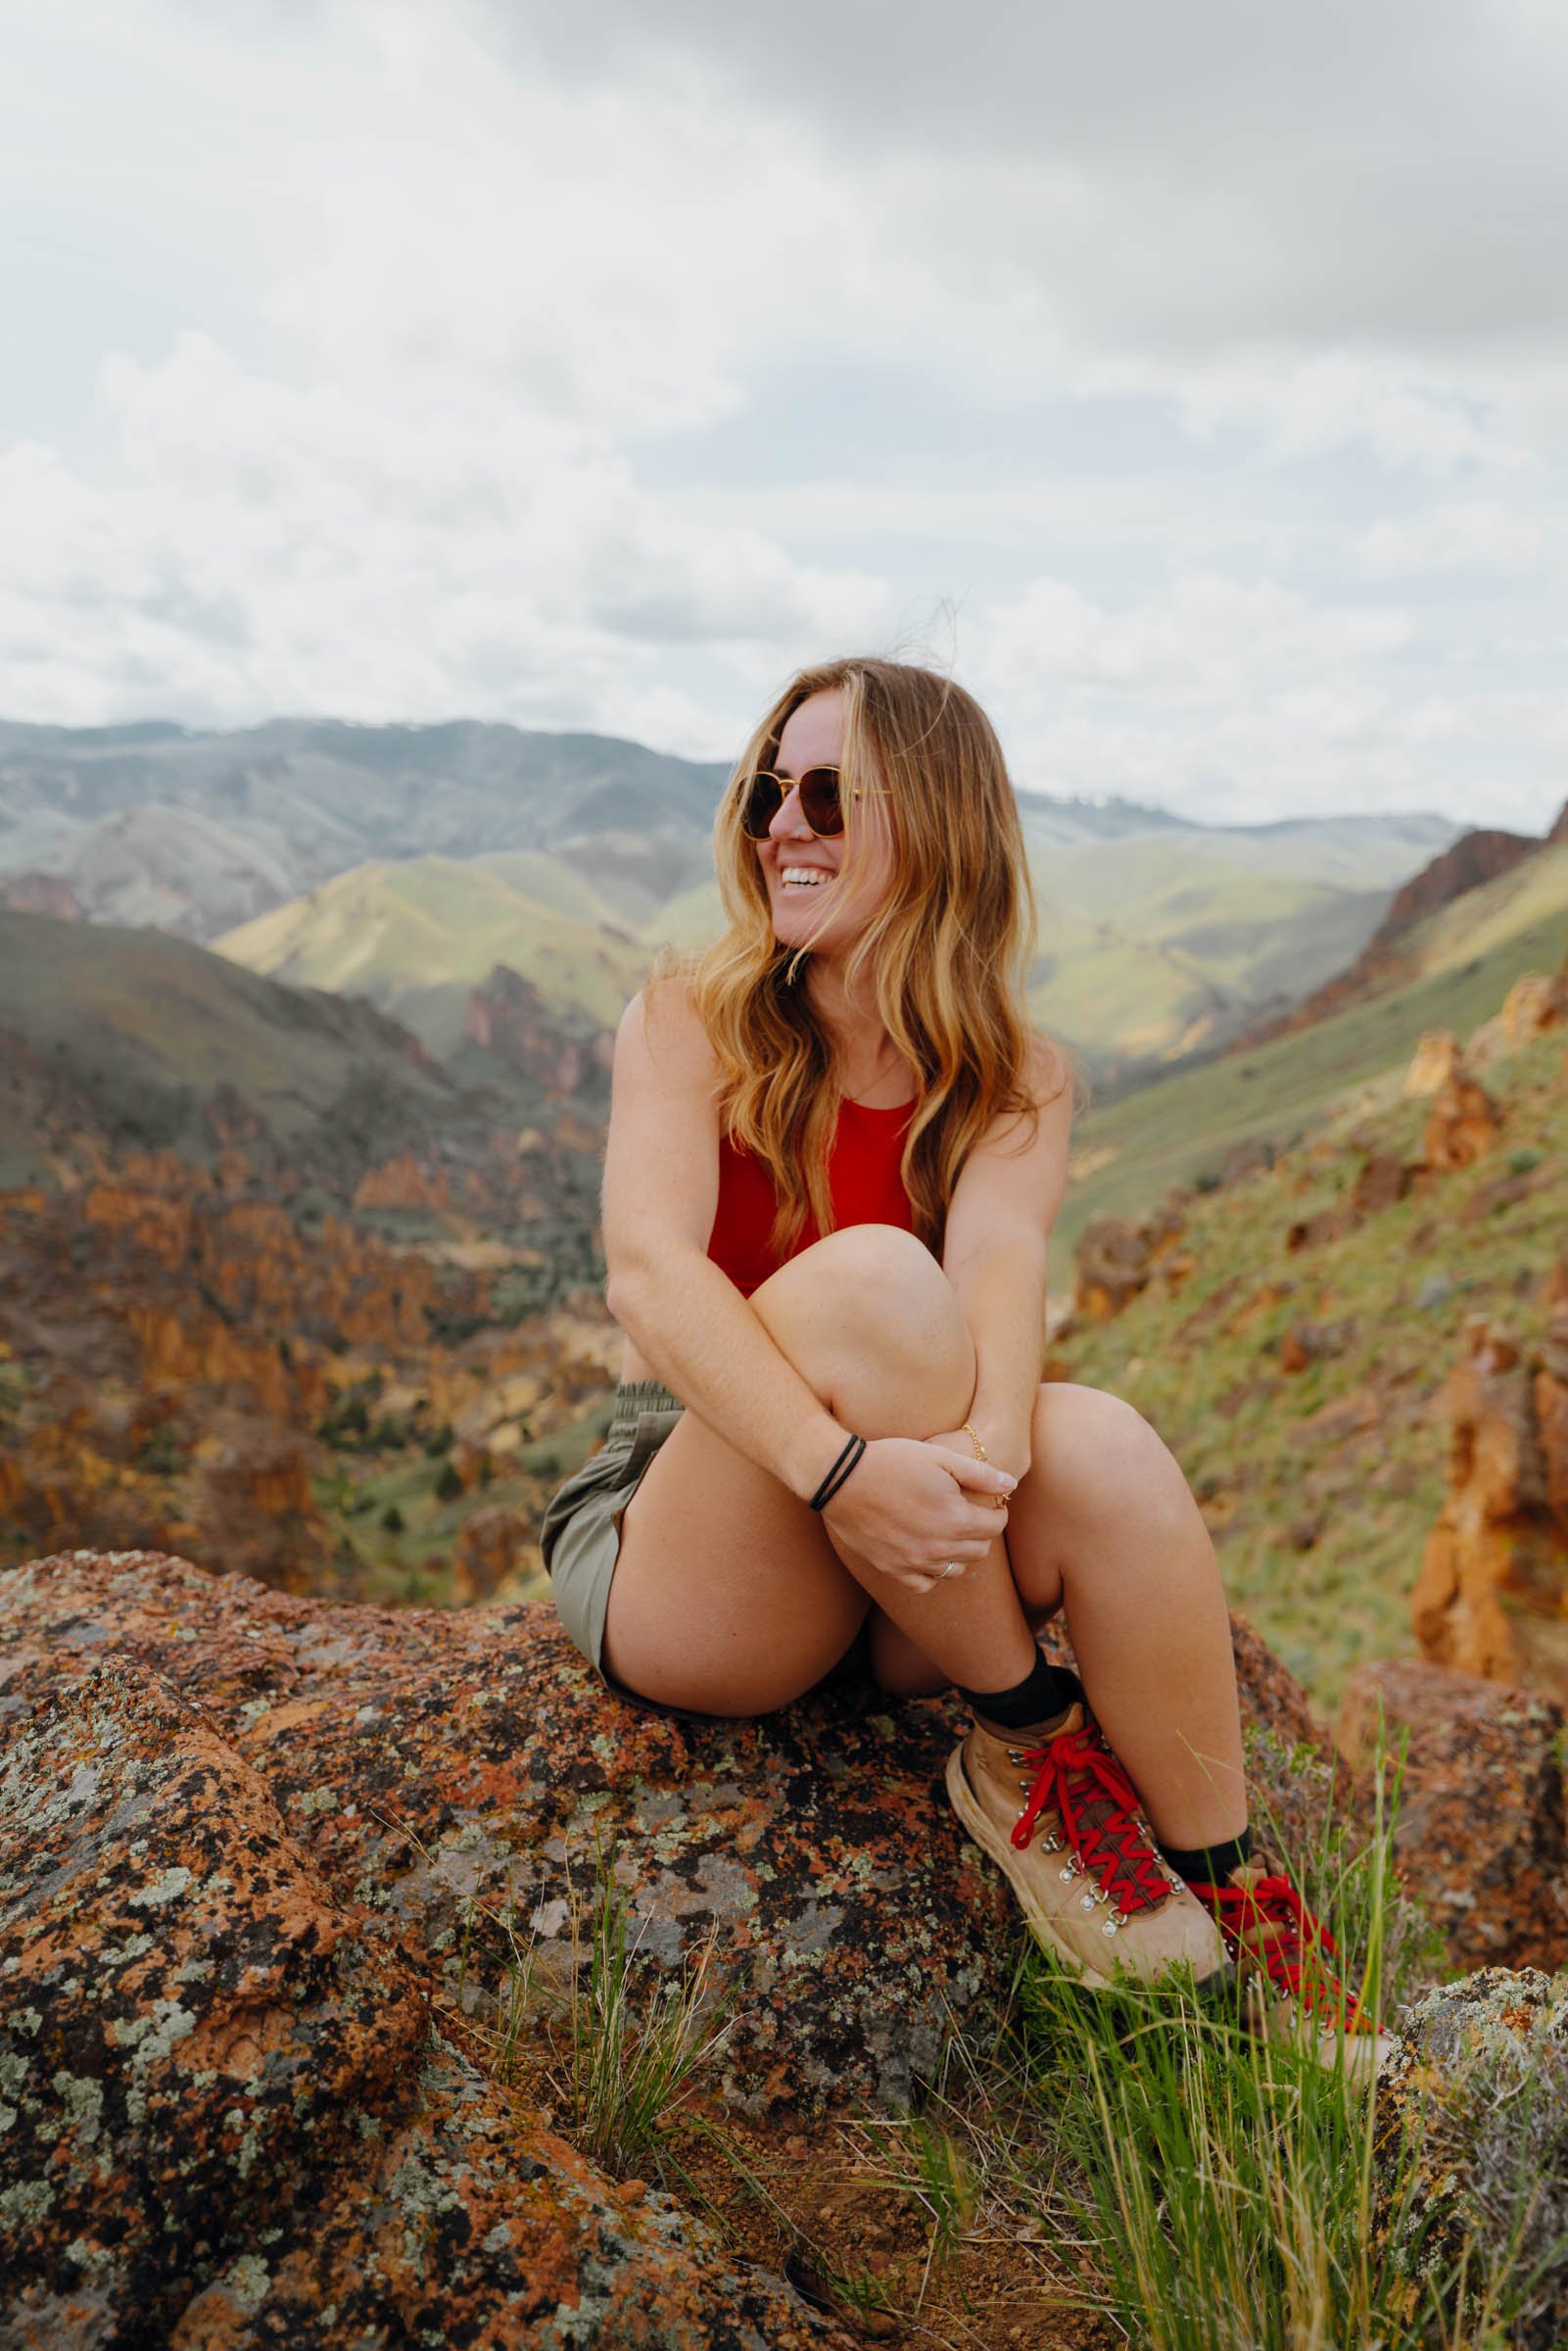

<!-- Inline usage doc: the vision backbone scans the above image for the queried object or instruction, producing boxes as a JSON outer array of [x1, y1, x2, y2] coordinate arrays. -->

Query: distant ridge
[[1232, 801, 1568, 1052]]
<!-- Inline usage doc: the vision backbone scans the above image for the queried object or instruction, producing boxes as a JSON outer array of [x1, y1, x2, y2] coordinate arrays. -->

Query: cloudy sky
[[6, 0, 1568, 826]]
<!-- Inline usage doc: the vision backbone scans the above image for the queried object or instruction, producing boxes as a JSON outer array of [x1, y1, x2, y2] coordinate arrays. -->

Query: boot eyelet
[[1007, 1750, 1024, 1765], [1059, 1866, 1076, 1884], [1080, 1893, 1096, 1911], [1103, 1917, 1120, 1936]]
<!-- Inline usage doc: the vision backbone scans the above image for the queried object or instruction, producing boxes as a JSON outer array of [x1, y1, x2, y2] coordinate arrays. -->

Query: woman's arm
[[602, 981, 1014, 1582], [937, 1043, 1072, 1477], [602, 983, 846, 1500]]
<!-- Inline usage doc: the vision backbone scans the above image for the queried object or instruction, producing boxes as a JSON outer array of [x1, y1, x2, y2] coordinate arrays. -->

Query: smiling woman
[[537, 653, 1388, 2069]]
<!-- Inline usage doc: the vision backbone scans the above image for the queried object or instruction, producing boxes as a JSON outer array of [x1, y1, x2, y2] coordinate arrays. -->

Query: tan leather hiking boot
[[945, 1703, 1230, 1993], [1187, 1857, 1396, 2085]]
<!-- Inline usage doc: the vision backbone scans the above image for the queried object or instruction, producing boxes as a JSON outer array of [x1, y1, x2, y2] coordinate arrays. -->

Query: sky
[[5, 0, 1568, 828]]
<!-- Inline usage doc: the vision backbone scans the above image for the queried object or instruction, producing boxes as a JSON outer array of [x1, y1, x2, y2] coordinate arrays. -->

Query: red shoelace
[[1194, 1871, 1370, 2031], [1010, 1722, 1172, 1919]]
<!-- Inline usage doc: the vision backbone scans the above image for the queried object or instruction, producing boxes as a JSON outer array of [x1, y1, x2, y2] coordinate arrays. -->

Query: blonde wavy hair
[[687, 655, 1058, 1252]]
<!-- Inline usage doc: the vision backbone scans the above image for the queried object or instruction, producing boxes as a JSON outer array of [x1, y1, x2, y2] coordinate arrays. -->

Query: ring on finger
[[936, 1559, 963, 1582]]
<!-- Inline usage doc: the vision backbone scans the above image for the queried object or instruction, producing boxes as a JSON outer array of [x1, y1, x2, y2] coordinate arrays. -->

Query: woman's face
[[754, 689, 896, 960]]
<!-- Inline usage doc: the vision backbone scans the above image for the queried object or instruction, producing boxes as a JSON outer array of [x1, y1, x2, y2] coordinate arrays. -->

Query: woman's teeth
[[780, 867, 830, 888]]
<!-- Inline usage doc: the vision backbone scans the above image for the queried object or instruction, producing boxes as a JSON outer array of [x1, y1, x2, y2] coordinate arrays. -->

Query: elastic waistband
[[608, 1377, 683, 1433]]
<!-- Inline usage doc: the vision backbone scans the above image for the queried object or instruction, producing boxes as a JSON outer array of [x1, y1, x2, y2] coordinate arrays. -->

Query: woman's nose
[[769, 783, 810, 839]]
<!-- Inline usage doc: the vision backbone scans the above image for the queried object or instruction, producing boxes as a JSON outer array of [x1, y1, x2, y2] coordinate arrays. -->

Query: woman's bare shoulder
[[615, 974, 721, 1090]]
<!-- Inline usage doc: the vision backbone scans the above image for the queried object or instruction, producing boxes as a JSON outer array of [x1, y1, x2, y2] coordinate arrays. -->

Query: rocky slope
[[5, 1550, 1565, 2346], [1061, 942, 1568, 1710]]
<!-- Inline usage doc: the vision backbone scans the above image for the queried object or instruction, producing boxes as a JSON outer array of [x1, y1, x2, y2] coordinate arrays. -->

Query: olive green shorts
[[539, 1379, 685, 1678], [539, 1376, 873, 1714]]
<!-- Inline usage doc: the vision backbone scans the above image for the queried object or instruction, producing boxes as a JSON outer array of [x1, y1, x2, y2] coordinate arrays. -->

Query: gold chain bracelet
[[961, 1420, 1009, 1509]]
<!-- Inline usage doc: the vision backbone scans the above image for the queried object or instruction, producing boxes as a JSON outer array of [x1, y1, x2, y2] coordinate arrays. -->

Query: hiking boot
[[945, 1704, 1231, 1993], [1188, 1858, 1396, 2084]]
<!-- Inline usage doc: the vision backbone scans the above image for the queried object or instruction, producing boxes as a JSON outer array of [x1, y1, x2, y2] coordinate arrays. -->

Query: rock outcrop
[[1402, 1029, 1462, 1098], [0, 1548, 1383, 2342], [1073, 1197, 1189, 1320], [1338, 1657, 1568, 1972], [464, 966, 615, 1100], [1421, 1067, 1502, 1174], [1411, 1314, 1568, 1696], [1, 1659, 850, 2350], [1374, 1968, 1568, 2351]]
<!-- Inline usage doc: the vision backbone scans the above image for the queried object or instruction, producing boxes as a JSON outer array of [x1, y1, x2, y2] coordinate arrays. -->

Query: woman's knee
[[1030, 1381, 1191, 1525], [752, 1224, 974, 1425]]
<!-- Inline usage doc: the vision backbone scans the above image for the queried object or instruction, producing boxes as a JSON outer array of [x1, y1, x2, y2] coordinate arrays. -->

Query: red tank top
[[706, 1099, 919, 1297]]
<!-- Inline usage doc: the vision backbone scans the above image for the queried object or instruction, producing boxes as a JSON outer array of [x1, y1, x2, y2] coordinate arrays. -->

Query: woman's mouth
[[779, 865, 832, 892]]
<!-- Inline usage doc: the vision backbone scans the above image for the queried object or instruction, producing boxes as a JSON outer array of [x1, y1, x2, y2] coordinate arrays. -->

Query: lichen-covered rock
[[0, 1655, 849, 2350], [0, 1552, 1025, 2127], [0, 1552, 1359, 2137], [1339, 1657, 1568, 1973], [1373, 1967, 1568, 2351]]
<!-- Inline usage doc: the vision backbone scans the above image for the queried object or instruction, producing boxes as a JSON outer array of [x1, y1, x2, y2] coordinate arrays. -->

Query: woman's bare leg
[[603, 1224, 1038, 1714], [867, 1383, 1248, 1849]]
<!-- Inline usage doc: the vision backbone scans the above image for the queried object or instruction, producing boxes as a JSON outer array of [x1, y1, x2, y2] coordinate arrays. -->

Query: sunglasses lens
[[740, 767, 847, 839], [798, 769, 845, 837], [741, 775, 784, 838]]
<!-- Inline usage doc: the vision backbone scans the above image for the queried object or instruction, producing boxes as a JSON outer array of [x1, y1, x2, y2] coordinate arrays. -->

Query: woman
[[541, 656, 1384, 2072]]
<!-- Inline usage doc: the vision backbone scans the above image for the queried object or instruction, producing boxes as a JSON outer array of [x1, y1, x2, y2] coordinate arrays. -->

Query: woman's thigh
[[602, 1411, 870, 1714]]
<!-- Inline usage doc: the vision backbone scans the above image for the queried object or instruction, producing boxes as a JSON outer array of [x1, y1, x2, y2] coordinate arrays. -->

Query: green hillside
[[1027, 840, 1391, 1075], [1058, 1019, 1568, 1712], [214, 856, 648, 1054], [0, 908, 459, 1185], [1059, 840, 1568, 1257]]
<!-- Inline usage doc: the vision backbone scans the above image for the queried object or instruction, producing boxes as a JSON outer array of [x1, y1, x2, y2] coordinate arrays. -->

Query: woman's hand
[[820, 1436, 1015, 1594]]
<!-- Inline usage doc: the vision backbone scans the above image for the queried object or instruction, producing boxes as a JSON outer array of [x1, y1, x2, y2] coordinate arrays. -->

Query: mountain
[[0, 717, 729, 937], [0, 713, 1464, 1084], [214, 856, 646, 1060], [0, 906, 601, 1215], [1231, 801, 1568, 1054]]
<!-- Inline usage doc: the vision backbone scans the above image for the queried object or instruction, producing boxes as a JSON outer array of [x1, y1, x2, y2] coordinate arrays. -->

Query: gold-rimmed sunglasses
[[737, 765, 890, 841]]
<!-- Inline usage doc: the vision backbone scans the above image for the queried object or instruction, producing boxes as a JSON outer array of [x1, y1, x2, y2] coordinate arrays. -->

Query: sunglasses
[[738, 766, 888, 840]]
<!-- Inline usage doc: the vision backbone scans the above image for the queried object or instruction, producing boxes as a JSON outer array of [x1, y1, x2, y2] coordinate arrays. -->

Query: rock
[[1073, 1199, 1187, 1320], [1351, 1152, 1410, 1214], [1422, 1068, 1502, 1173], [0, 1552, 1021, 2128], [1373, 1968, 1568, 2351], [1500, 971, 1568, 1046], [453, 1505, 542, 1604], [1402, 1030, 1462, 1098], [1338, 1658, 1568, 1972], [0, 1656, 846, 2350], [1, 1555, 1360, 2114], [1285, 1208, 1349, 1255], [1416, 1272, 1453, 1313], [1411, 1317, 1568, 1697], [464, 966, 616, 1099]]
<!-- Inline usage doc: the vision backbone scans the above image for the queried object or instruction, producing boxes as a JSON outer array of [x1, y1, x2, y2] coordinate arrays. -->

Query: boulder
[[1402, 1030, 1461, 1099], [1073, 1199, 1187, 1321], [1411, 1317, 1568, 1696], [1338, 1657, 1568, 1973], [0, 1655, 847, 2351], [0, 1551, 1387, 2343], [1373, 1968, 1568, 2351], [1500, 971, 1568, 1047], [1422, 1070, 1502, 1173]]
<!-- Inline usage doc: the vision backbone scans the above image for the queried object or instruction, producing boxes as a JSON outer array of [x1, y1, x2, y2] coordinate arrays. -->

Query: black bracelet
[[808, 1432, 866, 1511]]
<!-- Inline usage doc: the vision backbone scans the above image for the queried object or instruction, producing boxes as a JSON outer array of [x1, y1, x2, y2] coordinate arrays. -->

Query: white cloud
[[2, 0, 1568, 828], [1355, 502, 1547, 577]]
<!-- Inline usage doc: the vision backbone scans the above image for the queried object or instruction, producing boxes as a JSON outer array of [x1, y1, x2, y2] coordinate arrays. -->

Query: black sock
[[959, 1651, 1083, 1732], [1159, 1826, 1254, 1887]]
